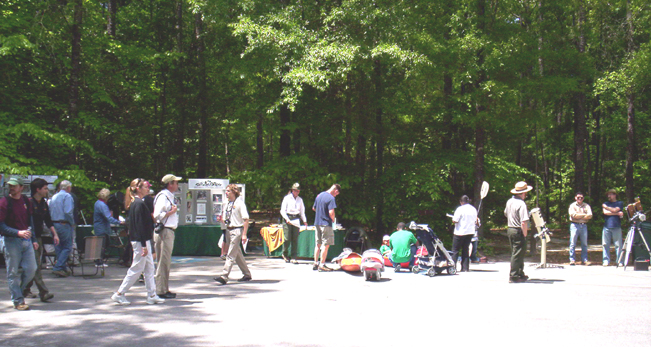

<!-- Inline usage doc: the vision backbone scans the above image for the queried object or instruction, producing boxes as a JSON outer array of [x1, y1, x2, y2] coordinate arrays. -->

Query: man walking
[[0, 177, 37, 310], [153, 174, 181, 298], [504, 181, 532, 283], [568, 191, 593, 265], [312, 184, 341, 272], [280, 183, 308, 264], [49, 180, 75, 277], [451, 195, 478, 272], [602, 189, 624, 266], [214, 184, 252, 284], [24, 178, 57, 301]]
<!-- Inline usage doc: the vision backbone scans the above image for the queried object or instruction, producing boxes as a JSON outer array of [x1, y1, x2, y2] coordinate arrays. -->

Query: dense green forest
[[1, 0, 650, 234]]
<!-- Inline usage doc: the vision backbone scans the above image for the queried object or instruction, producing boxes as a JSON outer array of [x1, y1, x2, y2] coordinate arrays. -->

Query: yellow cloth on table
[[260, 225, 285, 252]]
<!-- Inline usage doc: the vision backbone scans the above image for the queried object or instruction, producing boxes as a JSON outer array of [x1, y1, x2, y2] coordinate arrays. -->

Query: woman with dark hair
[[451, 195, 478, 272], [111, 179, 164, 305]]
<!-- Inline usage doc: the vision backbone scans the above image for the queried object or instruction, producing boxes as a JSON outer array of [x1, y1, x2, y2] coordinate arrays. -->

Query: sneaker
[[282, 255, 290, 263], [111, 292, 131, 306], [95, 263, 109, 268], [214, 276, 227, 285], [220, 255, 227, 260], [14, 303, 30, 310], [23, 291, 37, 299], [40, 293, 54, 302], [583, 261, 590, 266], [237, 276, 252, 282], [318, 265, 333, 272], [394, 265, 401, 272], [569, 261, 576, 266], [290, 259, 298, 264], [146, 295, 165, 305], [312, 263, 319, 271], [52, 270, 68, 277], [603, 262, 609, 267]]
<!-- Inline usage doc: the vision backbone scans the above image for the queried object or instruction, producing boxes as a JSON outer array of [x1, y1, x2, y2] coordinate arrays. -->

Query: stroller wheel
[[427, 268, 436, 277], [447, 266, 457, 275], [411, 266, 420, 274]]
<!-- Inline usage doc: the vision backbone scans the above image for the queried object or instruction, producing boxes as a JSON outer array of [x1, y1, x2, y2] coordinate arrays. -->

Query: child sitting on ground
[[379, 235, 391, 257]]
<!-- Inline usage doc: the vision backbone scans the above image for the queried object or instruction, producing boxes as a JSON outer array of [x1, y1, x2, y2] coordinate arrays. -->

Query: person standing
[[94, 188, 122, 267], [153, 174, 181, 299], [602, 189, 624, 267], [214, 184, 252, 284], [280, 183, 308, 264], [111, 178, 165, 306], [24, 178, 58, 302], [49, 180, 75, 277], [568, 191, 593, 265], [504, 181, 532, 283], [0, 177, 37, 310], [311, 184, 341, 272], [451, 195, 478, 272]]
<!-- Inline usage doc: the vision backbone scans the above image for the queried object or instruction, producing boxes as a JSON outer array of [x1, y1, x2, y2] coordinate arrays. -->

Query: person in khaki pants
[[153, 174, 181, 299], [214, 184, 252, 284]]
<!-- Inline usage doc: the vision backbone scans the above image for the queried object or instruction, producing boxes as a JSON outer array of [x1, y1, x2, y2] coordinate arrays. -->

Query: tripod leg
[[637, 226, 651, 253], [617, 228, 633, 268], [623, 226, 636, 270]]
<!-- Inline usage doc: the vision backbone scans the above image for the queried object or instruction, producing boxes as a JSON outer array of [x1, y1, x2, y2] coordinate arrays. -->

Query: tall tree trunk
[[279, 104, 291, 157], [68, 0, 82, 164], [107, 0, 117, 37], [293, 112, 301, 154], [257, 115, 264, 169], [625, 0, 636, 203], [573, 0, 587, 193], [173, 0, 185, 173], [374, 60, 384, 233], [195, 12, 208, 177]]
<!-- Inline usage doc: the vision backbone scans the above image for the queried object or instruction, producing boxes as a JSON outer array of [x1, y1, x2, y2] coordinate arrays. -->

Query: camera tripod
[[617, 211, 650, 270]]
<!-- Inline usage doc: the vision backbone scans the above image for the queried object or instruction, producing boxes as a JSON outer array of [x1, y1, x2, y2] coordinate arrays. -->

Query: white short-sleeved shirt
[[453, 203, 478, 236], [222, 197, 249, 228]]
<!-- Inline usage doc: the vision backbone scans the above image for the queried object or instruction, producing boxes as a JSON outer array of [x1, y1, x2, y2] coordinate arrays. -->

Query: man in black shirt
[[24, 178, 57, 302]]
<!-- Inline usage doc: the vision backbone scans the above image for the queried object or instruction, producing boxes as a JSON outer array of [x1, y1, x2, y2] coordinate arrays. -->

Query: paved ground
[[0, 253, 650, 347]]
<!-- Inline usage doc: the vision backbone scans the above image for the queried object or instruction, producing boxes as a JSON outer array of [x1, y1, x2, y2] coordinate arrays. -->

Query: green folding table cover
[[262, 228, 345, 260]]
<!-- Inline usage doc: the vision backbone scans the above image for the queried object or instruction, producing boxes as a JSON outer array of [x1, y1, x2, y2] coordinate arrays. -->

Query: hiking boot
[[23, 291, 37, 299], [214, 276, 227, 285], [318, 265, 333, 272], [52, 270, 68, 277], [237, 276, 252, 282], [40, 293, 54, 302], [14, 303, 30, 311]]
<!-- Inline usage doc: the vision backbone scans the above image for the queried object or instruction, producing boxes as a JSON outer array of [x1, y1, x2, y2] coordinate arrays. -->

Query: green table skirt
[[263, 228, 345, 261], [75, 225, 223, 257]]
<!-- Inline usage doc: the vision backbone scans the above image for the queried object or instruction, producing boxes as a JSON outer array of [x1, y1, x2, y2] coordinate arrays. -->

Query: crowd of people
[[0, 174, 630, 310]]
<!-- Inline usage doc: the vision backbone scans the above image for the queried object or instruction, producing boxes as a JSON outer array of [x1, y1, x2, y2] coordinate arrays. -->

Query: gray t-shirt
[[504, 196, 529, 228]]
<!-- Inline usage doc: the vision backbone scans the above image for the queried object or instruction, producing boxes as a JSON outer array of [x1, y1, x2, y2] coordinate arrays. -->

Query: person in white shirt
[[214, 184, 252, 284], [152, 174, 181, 299], [280, 183, 308, 264], [451, 195, 478, 272]]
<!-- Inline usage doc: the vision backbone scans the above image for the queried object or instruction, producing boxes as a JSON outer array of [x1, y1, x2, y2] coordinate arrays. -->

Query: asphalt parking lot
[[0, 253, 650, 347]]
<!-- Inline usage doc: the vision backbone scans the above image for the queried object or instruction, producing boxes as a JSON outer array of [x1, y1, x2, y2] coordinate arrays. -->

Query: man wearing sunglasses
[[568, 192, 593, 266]]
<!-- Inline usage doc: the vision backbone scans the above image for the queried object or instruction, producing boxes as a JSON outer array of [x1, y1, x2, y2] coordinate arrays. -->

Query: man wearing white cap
[[280, 183, 308, 264], [153, 174, 181, 299], [504, 181, 532, 283]]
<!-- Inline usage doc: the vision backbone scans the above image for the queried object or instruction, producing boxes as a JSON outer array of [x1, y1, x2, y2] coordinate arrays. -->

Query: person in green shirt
[[389, 222, 418, 271], [379, 235, 391, 256]]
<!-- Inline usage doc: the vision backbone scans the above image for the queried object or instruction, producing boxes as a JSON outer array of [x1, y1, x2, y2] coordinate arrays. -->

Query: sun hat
[[510, 181, 533, 195], [382, 235, 390, 241]]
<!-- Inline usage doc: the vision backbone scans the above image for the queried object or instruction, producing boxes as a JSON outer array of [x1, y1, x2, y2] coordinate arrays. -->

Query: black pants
[[452, 234, 473, 272]]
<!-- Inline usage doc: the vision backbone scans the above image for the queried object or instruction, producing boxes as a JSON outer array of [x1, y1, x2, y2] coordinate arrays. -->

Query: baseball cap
[[161, 174, 182, 184], [6, 177, 24, 186]]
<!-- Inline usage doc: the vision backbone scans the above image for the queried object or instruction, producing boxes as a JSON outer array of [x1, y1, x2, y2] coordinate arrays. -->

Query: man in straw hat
[[280, 183, 308, 264], [153, 174, 181, 299], [504, 181, 532, 283], [601, 189, 624, 267]]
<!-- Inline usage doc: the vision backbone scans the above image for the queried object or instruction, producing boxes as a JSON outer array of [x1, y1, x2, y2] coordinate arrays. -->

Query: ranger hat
[[291, 183, 301, 190], [6, 177, 24, 186], [161, 174, 182, 184], [510, 181, 533, 195]]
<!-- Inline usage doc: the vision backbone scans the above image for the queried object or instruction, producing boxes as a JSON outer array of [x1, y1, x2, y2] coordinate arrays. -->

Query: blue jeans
[[53, 223, 73, 272], [569, 223, 588, 262], [3, 237, 37, 305], [391, 245, 417, 268], [602, 227, 622, 264]]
